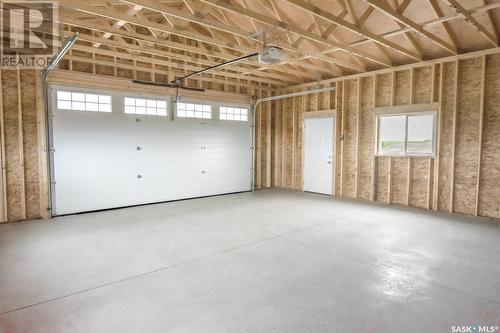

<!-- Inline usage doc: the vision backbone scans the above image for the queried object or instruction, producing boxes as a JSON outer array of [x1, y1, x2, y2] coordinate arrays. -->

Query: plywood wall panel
[[335, 82, 343, 196], [376, 73, 392, 107], [20, 71, 41, 219], [414, 66, 432, 104], [358, 77, 374, 201], [260, 91, 269, 188], [2, 70, 24, 221], [391, 158, 408, 205], [395, 70, 411, 105], [479, 54, 500, 218], [454, 58, 482, 216], [259, 52, 500, 222], [437, 62, 457, 212], [376, 157, 389, 203], [410, 158, 430, 208], [283, 98, 294, 188], [294, 96, 304, 190], [342, 80, 358, 198]]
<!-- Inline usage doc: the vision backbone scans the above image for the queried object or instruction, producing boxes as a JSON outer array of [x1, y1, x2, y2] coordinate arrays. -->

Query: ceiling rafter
[[119, 0, 368, 71], [284, 0, 421, 61], [482, 0, 499, 43], [66, 30, 296, 85], [365, 0, 457, 54], [60, 13, 313, 81], [197, 0, 391, 68], [428, 0, 458, 51], [395, 0, 424, 60], [92, 3, 143, 48], [444, 0, 498, 47]]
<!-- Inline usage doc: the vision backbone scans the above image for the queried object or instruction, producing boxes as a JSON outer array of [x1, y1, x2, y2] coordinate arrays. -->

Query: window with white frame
[[176, 102, 211, 119], [124, 97, 167, 116], [220, 106, 248, 121], [377, 112, 436, 156], [57, 91, 112, 112]]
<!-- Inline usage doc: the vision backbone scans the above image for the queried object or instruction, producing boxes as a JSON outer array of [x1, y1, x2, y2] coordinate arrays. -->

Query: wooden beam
[[365, 0, 457, 54], [371, 75, 378, 201], [355, 77, 361, 198], [118, 0, 364, 71], [281, 98, 286, 187], [445, 0, 498, 47], [61, 9, 329, 80], [17, 68, 26, 220], [0, 72, 7, 222], [340, 81, 346, 196], [475, 55, 486, 216], [198, 0, 390, 68], [266, 93, 272, 188], [429, 0, 459, 51], [285, 0, 421, 61], [35, 75, 49, 219], [450, 59, 459, 213]]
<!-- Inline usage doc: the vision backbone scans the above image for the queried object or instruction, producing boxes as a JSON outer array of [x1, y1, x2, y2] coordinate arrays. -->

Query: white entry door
[[303, 117, 334, 195]]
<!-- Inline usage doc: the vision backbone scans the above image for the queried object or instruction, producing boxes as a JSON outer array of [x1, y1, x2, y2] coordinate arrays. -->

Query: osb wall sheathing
[[256, 52, 500, 221], [0, 69, 48, 222]]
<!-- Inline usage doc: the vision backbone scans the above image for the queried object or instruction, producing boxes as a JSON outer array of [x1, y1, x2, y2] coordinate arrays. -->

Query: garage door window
[[176, 102, 211, 119], [377, 112, 436, 156], [57, 91, 112, 112], [124, 97, 167, 116], [220, 106, 248, 121]]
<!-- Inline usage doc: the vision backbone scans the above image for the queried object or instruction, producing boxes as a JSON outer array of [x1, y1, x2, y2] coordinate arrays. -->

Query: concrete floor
[[0, 189, 499, 332]]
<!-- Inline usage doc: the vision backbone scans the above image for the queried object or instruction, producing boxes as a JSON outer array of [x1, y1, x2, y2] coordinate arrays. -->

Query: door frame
[[301, 110, 337, 196]]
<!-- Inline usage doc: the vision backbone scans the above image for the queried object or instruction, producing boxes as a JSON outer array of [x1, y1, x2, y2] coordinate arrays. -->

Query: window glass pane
[[57, 91, 71, 100], [86, 102, 99, 111], [98, 103, 112, 112], [57, 100, 71, 110], [125, 98, 135, 106], [124, 97, 167, 116], [379, 115, 405, 154], [124, 105, 135, 114], [407, 115, 434, 154], [176, 102, 211, 118], [219, 106, 248, 121], [99, 95, 111, 104], [72, 93, 85, 102], [86, 94, 99, 103], [72, 102, 85, 110]]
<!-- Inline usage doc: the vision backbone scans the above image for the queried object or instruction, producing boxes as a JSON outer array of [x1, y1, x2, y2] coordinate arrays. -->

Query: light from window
[[407, 115, 434, 154], [176, 102, 211, 119], [220, 106, 248, 121], [57, 91, 112, 112], [124, 97, 167, 116], [379, 116, 406, 155], [378, 113, 435, 156]]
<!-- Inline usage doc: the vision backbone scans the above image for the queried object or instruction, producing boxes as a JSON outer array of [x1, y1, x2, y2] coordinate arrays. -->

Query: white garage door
[[49, 85, 252, 216]]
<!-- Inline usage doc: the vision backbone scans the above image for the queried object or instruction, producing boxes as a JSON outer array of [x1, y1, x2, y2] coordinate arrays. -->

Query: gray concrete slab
[[0, 189, 499, 332]]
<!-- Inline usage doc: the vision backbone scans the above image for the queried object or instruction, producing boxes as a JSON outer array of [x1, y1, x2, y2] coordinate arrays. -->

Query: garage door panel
[[51, 87, 252, 215]]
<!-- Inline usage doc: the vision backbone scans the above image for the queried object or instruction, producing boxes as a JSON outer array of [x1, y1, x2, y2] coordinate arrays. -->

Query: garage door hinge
[[49, 147, 56, 152]]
